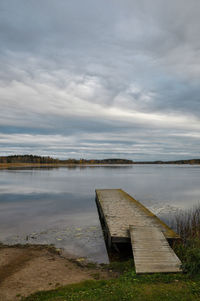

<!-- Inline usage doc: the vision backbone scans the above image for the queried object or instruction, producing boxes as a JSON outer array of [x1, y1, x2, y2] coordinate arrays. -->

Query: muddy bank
[[0, 244, 115, 301]]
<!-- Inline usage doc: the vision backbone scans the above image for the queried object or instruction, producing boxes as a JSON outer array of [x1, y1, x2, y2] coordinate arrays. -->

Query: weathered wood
[[130, 225, 182, 274], [95, 189, 179, 243], [95, 189, 182, 274]]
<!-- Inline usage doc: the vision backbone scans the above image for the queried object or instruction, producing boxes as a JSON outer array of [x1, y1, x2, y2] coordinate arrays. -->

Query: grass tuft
[[172, 204, 200, 274]]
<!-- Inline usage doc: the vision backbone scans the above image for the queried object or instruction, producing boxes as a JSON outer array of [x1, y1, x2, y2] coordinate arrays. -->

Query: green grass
[[101, 259, 134, 273], [22, 262, 200, 301]]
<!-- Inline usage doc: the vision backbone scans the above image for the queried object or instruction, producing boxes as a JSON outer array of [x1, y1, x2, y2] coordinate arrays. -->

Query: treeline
[[1, 155, 200, 165], [136, 159, 200, 164], [75, 158, 134, 164], [0, 155, 133, 164], [0, 155, 60, 164]]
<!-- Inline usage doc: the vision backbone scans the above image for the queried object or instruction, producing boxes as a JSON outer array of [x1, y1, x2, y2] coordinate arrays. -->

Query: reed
[[172, 204, 200, 274], [173, 204, 200, 241]]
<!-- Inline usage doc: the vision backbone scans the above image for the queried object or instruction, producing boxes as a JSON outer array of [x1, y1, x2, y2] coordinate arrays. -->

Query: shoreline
[[0, 242, 96, 265], [1, 162, 200, 170], [0, 163, 134, 169], [0, 242, 115, 301], [1, 242, 200, 301]]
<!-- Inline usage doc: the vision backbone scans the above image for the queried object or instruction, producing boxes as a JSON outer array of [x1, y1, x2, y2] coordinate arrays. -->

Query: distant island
[[0, 155, 200, 166]]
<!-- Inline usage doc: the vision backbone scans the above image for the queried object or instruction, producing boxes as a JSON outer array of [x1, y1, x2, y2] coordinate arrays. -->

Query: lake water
[[0, 165, 200, 263]]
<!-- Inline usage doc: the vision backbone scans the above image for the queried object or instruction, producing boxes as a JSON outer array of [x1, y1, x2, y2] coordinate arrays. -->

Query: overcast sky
[[0, 0, 200, 160]]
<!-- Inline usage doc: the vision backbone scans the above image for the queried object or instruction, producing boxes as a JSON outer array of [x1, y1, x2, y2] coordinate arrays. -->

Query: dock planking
[[130, 225, 182, 273], [95, 189, 182, 274]]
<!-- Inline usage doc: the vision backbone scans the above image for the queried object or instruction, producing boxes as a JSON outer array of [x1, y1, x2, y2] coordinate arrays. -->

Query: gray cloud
[[0, 0, 200, 160]]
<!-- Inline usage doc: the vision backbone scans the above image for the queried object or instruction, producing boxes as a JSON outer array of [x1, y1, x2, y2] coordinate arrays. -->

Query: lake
[[0, 165, 200, 263]]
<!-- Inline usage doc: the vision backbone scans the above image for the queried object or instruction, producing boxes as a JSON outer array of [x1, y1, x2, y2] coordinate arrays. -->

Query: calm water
[[0, 165, 200, 263]]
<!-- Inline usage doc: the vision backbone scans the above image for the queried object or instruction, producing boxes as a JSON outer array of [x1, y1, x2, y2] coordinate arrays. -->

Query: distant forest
[[136, 159, 200, 164], [0, 155, 200, 165], [0, 155, 133, 164]]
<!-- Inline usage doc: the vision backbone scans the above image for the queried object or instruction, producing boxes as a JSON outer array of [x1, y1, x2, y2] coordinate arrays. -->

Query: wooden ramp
[[130, 225, 182, 274], [95, 189, 182, 274]]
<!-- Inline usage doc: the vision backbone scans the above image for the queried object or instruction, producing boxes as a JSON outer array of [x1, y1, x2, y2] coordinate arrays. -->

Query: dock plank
[[95, 189, 179, 242], [130, 225, 182, 274]]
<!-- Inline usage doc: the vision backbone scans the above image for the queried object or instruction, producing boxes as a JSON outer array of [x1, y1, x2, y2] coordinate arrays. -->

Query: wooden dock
[[95, 189, 182, 274]]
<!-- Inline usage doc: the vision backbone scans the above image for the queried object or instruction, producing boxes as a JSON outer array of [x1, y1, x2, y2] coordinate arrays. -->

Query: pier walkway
[[95, 189, 182, 274]]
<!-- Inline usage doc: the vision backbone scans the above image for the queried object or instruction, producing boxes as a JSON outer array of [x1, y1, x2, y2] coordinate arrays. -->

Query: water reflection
[[0, 165, 200, 263]]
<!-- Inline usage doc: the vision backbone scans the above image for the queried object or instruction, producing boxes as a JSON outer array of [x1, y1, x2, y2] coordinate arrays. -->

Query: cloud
[[0, 0, 200, 160]]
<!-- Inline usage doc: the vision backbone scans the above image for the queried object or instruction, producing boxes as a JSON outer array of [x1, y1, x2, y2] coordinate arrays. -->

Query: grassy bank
[[22, 265, 200, 301]]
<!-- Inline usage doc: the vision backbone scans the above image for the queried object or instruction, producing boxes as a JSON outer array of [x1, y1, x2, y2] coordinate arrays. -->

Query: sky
[[0, 0, 200, 161]]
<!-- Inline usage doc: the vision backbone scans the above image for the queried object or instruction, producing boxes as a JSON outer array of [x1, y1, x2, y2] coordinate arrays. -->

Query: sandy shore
[[0, 244, 113, 301]]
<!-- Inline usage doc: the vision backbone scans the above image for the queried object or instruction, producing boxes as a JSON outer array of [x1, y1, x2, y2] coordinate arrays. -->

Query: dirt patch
[[0, 245, 111, 301]]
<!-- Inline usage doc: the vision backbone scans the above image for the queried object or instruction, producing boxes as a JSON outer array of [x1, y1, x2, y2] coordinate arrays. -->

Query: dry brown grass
[[0, 163, 68, 169], [173, 204, 200, 241]]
